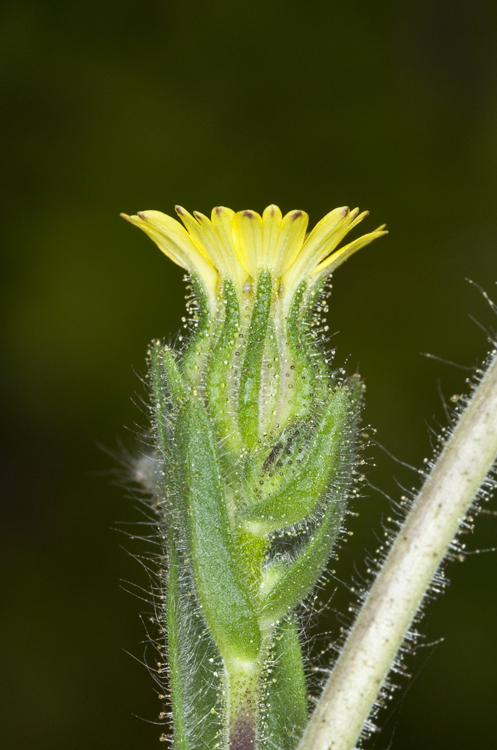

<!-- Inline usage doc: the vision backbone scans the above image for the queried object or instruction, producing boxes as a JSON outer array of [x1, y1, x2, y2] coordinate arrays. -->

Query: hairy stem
[[299, 349, 497, 750], [226, 657, 261, 750]]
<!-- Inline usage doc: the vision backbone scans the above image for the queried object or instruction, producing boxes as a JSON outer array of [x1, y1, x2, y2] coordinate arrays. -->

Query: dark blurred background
[[2, 0, 497, 747]]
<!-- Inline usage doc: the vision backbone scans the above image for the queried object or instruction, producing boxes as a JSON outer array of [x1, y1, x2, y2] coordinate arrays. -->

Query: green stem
[[299, 349, 497, 750], [226, 657, 262, 750]]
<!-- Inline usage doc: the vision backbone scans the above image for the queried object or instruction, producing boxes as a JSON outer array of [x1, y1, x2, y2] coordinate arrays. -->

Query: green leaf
[[262, 615, 309, 750], [279, 281, 315, 426], [180, 273, 213, 388], [150, 342, 172, 451], [174, 399, 262, 663], [240, 388, 349, 534], [150, 342, 187, 450], [259, 376, 363, 627], [294, 280, 332, 406], [238, 270, 273, 449], [166, 536, 225, 750], [276, 280, 330, 428], [206, 279, 242, 456], [258, 318, 281, 437]]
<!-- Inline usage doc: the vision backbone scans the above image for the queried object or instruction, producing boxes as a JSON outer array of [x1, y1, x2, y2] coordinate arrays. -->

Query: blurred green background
[[2, 0, 497, 747]]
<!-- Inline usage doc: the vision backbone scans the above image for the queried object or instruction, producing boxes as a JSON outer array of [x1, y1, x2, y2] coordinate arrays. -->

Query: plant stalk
[[299, 349, 497, 750]]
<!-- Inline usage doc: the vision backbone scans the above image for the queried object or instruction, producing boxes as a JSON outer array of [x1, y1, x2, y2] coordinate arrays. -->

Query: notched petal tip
[[262, 204, 282, 224], [212, 205, 235, 220]]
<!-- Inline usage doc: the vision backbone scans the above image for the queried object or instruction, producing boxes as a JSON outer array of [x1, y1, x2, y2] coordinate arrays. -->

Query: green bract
[[125, 204, 385, 750]]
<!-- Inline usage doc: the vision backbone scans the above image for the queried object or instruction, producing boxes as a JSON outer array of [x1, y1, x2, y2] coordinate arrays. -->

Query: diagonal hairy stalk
[[298, 342, 497, 750]]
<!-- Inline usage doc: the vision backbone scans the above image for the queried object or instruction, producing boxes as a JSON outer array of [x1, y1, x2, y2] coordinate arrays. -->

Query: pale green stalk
[[299, 347, 497, 750]]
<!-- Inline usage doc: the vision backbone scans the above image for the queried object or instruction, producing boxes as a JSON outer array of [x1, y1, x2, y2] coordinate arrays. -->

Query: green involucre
[[144, 271, 363, 750]]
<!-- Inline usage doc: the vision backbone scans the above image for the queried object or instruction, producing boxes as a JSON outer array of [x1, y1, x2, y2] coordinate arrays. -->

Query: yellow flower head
[[121, 204, 386, 312]]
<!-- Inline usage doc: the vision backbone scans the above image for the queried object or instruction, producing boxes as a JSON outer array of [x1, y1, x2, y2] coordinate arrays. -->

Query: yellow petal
[[283, 208, 369, 294], [282, 207, 349, 292], [174, 206, 213, 263], [233, 210, 264, 278], [121, 211, 219, 302], [312, 225, 388, 278], [175, 206, 247, 291], [261, 204, 282, 270], [274, 209, 309, 276], [124, 204, 386, 316], [304, 207, 370, 266], [232, 206, 308, 281], [211, 206, 248, 290]]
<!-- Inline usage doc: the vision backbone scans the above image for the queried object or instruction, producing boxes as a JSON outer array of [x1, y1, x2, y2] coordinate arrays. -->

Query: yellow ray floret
[[121, 205, 387, 306], [233, 205, 309, 280], [120, 210, 219, 310]]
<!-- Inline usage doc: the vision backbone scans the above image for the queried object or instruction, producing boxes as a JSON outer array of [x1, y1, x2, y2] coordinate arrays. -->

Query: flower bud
[[124, 204, 386, 750]]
